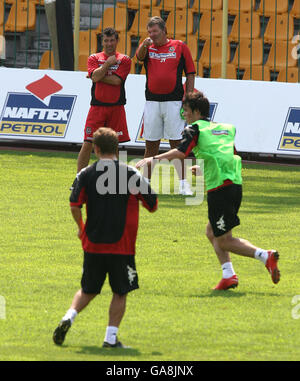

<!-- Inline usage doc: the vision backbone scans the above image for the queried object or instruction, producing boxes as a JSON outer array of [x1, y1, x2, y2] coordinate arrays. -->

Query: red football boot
[[213, 275, 239, 290], [265, 250, 280, 284]]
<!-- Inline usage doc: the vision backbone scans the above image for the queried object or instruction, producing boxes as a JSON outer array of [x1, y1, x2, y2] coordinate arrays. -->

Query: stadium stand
[[198, 11, 224, 39], [165, 9, 194, 39], [38, 50, 54, 69], [98, 6, 129, 33], [187, 34, 200, 60], [209, 62, 237, 78], [277, 66, 300, 82], [117, 0, 159, 9], [78, 53, 89, 71], [5, 0, 37, 32], [265, 40, 298, 69], [199, 37, 230, 67], [128, 7, 160, 37], [290, 0, 300, 17], [79, 29, 98, 55], [242, 65, 271, 81], [158, 0, 190, 11], [231, 38, 264, 68], [193, 59, 203, 76], [229, 11, 261, 41], [257, 0, 289, 16], [228, 0, 256, 15], [0, 1, 4, 29], [191, 0, 223, 13], [263, 13, 294, 43]]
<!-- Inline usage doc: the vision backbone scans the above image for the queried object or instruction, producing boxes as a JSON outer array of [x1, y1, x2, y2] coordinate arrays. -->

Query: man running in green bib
[[136, 91, 280, 290]]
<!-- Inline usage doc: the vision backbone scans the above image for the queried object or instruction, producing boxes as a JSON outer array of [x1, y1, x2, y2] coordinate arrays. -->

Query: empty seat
[[78, 54, 89, 72], [232, 38, 264, 68], [117, 33, 132, 56], [158, 0, 190, 10], [98, 7, 130, 33], [229, 11, 261, 41], [187, 35, 200, 60], [128, 7, 160, 36], [265, 40, 299, 69], [290, 0, 300, 18], [277, 67, 300, 82], [258, 0, 289, 16], [79, 30, 98, 56], [242, 65, 271, 80], [200, 37, 230, 67], [5, 0, 36, 32], [39, 50, 54, 69], [191, 0, 223, 13], [228, 0, 256, 15], [117, 0, 159, 9], [209, 63, 237, 79], [263, 13, 294, 43], [198, 11, 224, 40], [166, 9, 194, 38]]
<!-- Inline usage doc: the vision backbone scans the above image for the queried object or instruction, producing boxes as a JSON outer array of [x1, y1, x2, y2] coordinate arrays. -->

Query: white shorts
[[143, 100, 185, 141]]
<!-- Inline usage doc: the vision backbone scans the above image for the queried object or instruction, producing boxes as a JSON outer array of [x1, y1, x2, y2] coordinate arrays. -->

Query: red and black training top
[[70, 160, 158, 255]]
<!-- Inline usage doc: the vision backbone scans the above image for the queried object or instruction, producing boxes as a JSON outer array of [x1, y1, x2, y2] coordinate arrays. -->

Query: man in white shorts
[[136, 16, 196, 195]]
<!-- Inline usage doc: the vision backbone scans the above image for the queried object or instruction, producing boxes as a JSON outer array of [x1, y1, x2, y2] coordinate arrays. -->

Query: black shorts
[[81, 252, 139, 295], [207, 184, 242, 237]]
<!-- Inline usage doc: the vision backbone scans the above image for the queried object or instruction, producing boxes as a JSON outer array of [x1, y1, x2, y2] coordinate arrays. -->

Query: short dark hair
[[93, 127, 119, 155], [183, 92, 210, 119], [102, 27, 119, 41], [147, 16, 166, 32]]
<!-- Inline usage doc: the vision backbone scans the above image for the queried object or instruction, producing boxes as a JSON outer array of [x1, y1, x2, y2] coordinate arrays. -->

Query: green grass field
[[0, 149, 300, 361]]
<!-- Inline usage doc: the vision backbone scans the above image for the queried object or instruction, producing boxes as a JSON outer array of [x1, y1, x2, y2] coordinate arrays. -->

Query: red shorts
[[84, 105, 130, 143]]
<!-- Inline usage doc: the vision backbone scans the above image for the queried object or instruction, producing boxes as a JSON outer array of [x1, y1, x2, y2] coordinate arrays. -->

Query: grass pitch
[[0, 149, 300, 361]]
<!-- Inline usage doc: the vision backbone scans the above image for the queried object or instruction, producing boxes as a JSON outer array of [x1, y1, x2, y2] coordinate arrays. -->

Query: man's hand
[[106, 55, 117, 66], [190, 165, 202, 176], [136, 157, 154, 169], [142, 37, 153, 48]]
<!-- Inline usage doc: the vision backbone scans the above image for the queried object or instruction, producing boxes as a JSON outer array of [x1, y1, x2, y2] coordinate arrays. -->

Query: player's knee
[[216, 235, 232, 251]]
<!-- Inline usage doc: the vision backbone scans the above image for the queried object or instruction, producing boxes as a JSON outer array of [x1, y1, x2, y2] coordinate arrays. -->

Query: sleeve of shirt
[[70, 168, 88, 207], [114, 55, 131, 81], [182, 42, 196, 75], [87, 54, 99, 78], [177, 124, 199, 157]]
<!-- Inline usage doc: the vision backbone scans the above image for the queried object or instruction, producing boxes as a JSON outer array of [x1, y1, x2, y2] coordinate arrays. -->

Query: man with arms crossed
[[136, 92, 280, 290], [77, 27, 131, 173], [136, 16, 196, 195], [54, 128, 157, 347]]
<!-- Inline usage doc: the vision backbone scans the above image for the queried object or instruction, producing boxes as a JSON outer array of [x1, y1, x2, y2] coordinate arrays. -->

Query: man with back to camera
[[136, 92, 280, 290], [136, 16, 196, 195], [53, 128, 158, 347], [77, 27, 131, 173]]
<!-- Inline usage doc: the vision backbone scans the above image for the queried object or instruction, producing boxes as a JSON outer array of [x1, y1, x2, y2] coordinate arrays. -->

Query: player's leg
[[53, 253, 106, 345], [108, 105, 130, 143], [142, 101, 163, 180], [77, 141, 93, 173], [103, 254, 139, 348], [164, 101, 192, 195]]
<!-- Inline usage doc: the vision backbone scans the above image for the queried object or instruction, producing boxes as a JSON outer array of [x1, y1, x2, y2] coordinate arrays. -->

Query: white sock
[[104, 326, 118, 345], [222, 262, 235, 279], [62, 308, 78, 324], [179, 179, 187, 186], [254, 248, 268, 264]]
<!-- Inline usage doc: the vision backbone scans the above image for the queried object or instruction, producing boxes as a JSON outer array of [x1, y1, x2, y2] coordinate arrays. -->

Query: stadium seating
[[263, 13, 294, 43], [290, 0, 300, 18], [257, 0, 289, 16], [231, 38, 264, 68], [117, 0, 159, 9], [277, 67, 300, 82], [265, 40, 298, 69], [38, 50, 54, 69], [228, 0, 256, 15], [229, 11, 261, 41], [165, 9, 194, 39], [130, 54, 146, 74], [198, 11, 223, 40], [158, 0, 190, 11], [117, 32, 132, 56], [128, 7, 160, 36], [187, 35, 200, 60], [79, 30, 98, 56], [199, 37, 230, 67], [78, 54, 89, 72], [5, 0, 36, 32], [209, 63, 237, 79], [0, 1, 4, 29], [191, 0, 223, 13], [98, 6, 130, 33], [242, 65, 271, 81]]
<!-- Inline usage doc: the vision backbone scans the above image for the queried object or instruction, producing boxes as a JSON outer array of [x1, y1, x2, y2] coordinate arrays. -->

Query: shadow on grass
[[74, 345, 142, 357], [191, 290, 281, 298]]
